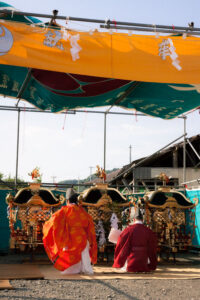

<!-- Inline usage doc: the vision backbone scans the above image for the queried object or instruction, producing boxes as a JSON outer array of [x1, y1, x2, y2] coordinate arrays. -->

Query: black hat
[[66, 188, 76, 200], [68, 193, 79, 204], [133, 208, 143, 220]]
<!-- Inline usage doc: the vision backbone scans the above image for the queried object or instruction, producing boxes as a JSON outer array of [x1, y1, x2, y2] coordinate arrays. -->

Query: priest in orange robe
[[43, 193, 97, 274]]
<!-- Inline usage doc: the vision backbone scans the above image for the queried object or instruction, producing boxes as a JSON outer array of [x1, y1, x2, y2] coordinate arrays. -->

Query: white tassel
[[96, 220, 106, 247], [110, 213, 119, 229]]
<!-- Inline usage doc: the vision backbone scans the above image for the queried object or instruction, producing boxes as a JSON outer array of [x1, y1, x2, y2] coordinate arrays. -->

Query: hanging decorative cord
[[182, 32, 187, 39], [153, 24, 159, 38], [113, 19, 117, 32], [62, 109, 68, 130], [66, 16, 69, 24], [134, 110, 138, 122]]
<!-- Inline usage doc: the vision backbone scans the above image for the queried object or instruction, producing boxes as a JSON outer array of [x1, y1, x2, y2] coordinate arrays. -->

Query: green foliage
[[0, 173, 26, 189], [59, 168, 119, 184], [84, 168, 119, 182], [4, 175, 25, 183]]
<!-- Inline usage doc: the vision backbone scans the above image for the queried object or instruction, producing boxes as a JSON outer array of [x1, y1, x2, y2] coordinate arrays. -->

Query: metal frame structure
[[0, 9, 198, 35], [0, 8, 192, 186], [0, 104, 187, 188]]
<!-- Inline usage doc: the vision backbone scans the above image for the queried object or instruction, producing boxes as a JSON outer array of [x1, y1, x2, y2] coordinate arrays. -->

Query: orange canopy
[[1, 20, 200, 83]]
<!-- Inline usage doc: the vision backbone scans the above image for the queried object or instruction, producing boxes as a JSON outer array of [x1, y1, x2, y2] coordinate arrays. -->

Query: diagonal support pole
[[16, 68, 32, 106], [106, 81, 141, 114], [187, 138, 200, 160]]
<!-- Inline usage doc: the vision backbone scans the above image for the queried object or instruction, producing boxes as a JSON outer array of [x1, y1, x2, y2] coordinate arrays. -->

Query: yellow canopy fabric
[[0, 20, 200, 84]]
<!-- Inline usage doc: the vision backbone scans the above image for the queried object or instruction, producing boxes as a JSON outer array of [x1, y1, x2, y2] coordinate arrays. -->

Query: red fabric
[[113, 224, 157, 272], [32, 69, 130, 97], [43, 204, 97, 271]]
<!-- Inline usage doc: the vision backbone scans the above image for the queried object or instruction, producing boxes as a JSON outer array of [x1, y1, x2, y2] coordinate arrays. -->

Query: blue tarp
[[186, 189, 200, 247], [0, 189, 11, 252]]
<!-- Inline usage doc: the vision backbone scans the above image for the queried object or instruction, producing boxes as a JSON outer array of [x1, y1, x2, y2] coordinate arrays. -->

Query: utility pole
[[51, 176, 57, 183], [129, 145, 132, 163], [89, 166, 94, 182], [78, 177, 80, 193]]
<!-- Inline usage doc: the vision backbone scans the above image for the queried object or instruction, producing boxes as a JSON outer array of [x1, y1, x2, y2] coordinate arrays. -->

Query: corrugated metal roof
[[109, 134, 200, 183]]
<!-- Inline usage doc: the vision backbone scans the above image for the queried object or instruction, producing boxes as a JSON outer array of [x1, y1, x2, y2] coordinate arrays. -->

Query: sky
[[0, 0, 200, 183]]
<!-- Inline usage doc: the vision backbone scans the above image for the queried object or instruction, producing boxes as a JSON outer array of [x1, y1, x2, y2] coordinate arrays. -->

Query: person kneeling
[[43, 193, 97, 275], [113, 209, 157, 273]]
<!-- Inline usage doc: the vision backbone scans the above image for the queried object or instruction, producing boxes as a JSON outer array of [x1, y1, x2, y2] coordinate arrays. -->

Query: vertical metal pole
[[129, 145, 132, 163], [89, 166, 94, 181], [103, 113, 107, 171], [15, 108, 21, 187], [183, 116, 187, 183]]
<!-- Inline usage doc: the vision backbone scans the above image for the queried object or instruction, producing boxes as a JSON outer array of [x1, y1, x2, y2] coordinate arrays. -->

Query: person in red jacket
[[113, 209, 157, 273]]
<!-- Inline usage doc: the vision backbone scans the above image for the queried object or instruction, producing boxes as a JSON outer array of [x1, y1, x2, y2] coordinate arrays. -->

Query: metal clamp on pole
[[188, 22, 194, 30], [50, 9, 59, 26], [105, 19, 111, 29]]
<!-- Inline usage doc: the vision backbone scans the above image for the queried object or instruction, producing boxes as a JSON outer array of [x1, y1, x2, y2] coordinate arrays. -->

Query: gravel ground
[[0, 252, 200, 300], [0, 278, 200, 300]]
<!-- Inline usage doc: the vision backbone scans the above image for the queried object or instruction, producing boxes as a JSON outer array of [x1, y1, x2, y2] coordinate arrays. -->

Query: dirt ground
[[0, 252, 200, 300]]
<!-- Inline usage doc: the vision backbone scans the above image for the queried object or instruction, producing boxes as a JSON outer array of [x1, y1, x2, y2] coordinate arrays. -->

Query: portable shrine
[[6, 182, 65, 252], [139, 187, 198, 260], [79, 183, 130, 260]]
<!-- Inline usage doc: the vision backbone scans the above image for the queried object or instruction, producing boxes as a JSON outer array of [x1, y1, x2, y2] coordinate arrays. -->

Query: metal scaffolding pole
[[0, 105, 146, 116], [1, 9, 198, 35], [103, 112, 107, 171], [183, 116, 187, 183], [100, 25, 200, 36], [187, 138, 200, 160], [1, 102, 186, 186], [15, 108, 20, 187]]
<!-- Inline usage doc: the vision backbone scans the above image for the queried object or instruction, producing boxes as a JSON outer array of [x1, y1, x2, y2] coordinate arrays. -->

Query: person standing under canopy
[[113, 209, 157, 273], [43, 192, 97, 274]]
